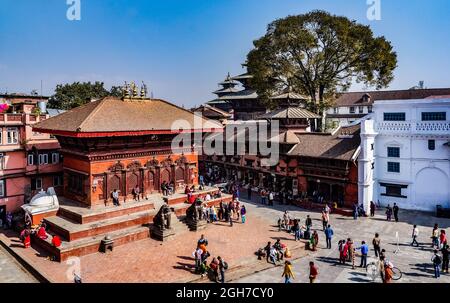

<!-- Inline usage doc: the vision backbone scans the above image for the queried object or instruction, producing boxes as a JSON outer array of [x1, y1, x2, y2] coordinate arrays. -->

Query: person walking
[[268, 191, 274, 206], [386, 205, 393, 221], [439, 230, 447, 249], [305, 215, 312, 230], [292, 220, 301, 241], [347, 238, 355, 269], [372, 233, 381, 258], [282, 261, 295, 283], [309, 261, 318, 283], [112, 189, 120, 206], [338, 240, 346, 264], [432, 224, 439, 248], [432, 250, 442, 279], [393, 203, 399, 222], [411, 225, 420, 247], [283, 211, 290, 231], [264, 242, 272, 263], [356, 241, 369, 268], [324, 225, 334, 249], [441, 244, 449, 273], [370, 201, 376, 217], [321, 211, 329, 231], [240, 205, 247, 224], [352, 203, 358, 220], [217, 256, 227, 283]]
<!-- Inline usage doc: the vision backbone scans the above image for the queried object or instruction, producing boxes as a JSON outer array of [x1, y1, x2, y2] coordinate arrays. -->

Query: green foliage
[[247, 10, 398, 113], [48, 81, 122, 110]]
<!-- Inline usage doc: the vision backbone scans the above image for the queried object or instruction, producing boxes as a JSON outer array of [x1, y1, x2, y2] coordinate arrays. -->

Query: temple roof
[[258, 107, 321, 119], [217, 89, 258, 100], [192, 104, 231, 119], [231, 73, 253, 81], [213, 87, 240, 95], [334, 88, 450, 107], [287, 125, 361, 161], [271, 92, 309, 100], [33, 97, 223, 137]]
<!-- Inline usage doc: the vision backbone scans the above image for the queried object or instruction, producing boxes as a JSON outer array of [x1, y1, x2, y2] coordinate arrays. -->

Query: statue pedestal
[[186, 219, 207, 231], [151, 226, 176, 241]]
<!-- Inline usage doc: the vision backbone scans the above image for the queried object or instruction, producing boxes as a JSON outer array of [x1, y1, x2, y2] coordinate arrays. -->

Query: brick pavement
[[0, 244, 37, 283], [235, 196, 450, 283], [0, 208, 304, 283]]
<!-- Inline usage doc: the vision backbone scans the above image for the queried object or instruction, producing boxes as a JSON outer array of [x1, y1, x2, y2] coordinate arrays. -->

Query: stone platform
[[32, 189, 233, 262]]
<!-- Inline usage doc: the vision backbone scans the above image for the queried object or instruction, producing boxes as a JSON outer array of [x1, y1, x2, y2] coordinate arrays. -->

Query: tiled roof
[[33, 97, 223, 135], [334, 88, 450, 107], [271, 92, 309, 100], [288, 125, 361, 161], [193, 104, 231, 118], [259, 107, 321, 119], [217, 89, 258, 100]]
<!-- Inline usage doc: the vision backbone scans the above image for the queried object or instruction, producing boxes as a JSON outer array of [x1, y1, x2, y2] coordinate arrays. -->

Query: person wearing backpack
[[432, 250, 442, 278], [218, 256, 228, 283]]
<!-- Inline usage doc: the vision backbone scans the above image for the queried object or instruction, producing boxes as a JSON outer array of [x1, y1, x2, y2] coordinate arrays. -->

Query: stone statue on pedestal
[[185, 198, 207, 231], [153, 203, 172, 231]]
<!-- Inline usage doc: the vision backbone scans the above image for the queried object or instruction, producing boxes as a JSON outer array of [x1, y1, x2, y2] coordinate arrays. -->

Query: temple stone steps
[[57, 199, 155, 224], [32, 226, 151, 262], [44, 210, 156, 241]]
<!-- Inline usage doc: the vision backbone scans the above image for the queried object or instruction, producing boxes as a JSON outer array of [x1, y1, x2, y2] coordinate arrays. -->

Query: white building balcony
[[376, 121, 450, 135]]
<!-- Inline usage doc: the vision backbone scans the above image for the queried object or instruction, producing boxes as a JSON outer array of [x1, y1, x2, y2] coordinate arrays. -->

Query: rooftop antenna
[[40, 80, 43, 97]]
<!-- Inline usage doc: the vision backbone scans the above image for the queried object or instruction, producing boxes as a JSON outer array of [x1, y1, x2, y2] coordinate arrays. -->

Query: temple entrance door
[[331, 184, 343, 202], [161, 169, 171, 184], [147, 171, 155, 193], [127, 172, 139, 196], [107, 174, 122, 199], [175, 167, 185, 189]]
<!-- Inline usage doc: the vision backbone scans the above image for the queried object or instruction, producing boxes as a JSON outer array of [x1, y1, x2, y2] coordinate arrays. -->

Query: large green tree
[[247, 10, 398, 116], [48, 81, 122, 110]]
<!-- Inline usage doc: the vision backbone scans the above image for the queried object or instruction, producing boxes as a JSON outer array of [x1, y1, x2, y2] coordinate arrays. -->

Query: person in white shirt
[[412, 225, 419, 247], [205, 193, 212, 202], [268, 192, 274, 206]]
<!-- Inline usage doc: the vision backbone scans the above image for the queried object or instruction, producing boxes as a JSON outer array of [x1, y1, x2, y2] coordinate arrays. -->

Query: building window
[[27, 154, 34, 166], [380, 183, 407, 198], [6, 128, 19, 144], [384, 113, 406, 121], [0, 130, 2, 144], [387, 147, 400, 158], [371, 143, 374, 151], [38, 154, 48, 165], [51, 153, 60, 164], [359, 106, 364, 114], [31, 178, 43, 191], [428, 140, 436, 151], [53, 175, 63, 187], [387, 162, 400, 173], [386, 185, 402, 197], [68, 174, 85, 195], [371, 163, 375, 170], [422, 112, 446, 121], [368, 106, 373, 113], [0, 180, 4, 197], [0, 153, 4, 170], [349, 107, 355, 114], [333, 107, 339, 114]]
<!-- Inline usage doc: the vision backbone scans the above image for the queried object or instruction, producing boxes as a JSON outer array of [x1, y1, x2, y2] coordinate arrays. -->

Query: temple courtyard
[[1, 196, 450, 283]]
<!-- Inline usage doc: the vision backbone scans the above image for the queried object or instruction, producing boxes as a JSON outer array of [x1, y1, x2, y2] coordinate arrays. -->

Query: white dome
[[29, 190, 54, 207]]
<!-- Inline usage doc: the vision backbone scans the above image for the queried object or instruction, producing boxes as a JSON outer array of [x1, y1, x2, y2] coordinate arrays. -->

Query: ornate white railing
[[376, 121, 450, 134]]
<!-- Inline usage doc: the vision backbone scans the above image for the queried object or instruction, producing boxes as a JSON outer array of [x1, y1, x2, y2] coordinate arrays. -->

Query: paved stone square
[[1, 195, 449, 283], [0, 245, 37, 283], [235, 196, 450, 283]]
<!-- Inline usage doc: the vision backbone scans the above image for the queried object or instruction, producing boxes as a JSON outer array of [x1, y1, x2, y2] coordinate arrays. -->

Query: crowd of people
[[193, 234, 228, 283]]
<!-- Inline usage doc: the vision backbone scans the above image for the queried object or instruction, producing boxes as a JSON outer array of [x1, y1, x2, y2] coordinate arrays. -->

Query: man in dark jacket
[[393, 203, 400, 222]]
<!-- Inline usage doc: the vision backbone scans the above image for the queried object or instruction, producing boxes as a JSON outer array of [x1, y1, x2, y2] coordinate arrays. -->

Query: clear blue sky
[[0, 0, 449, 107]]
